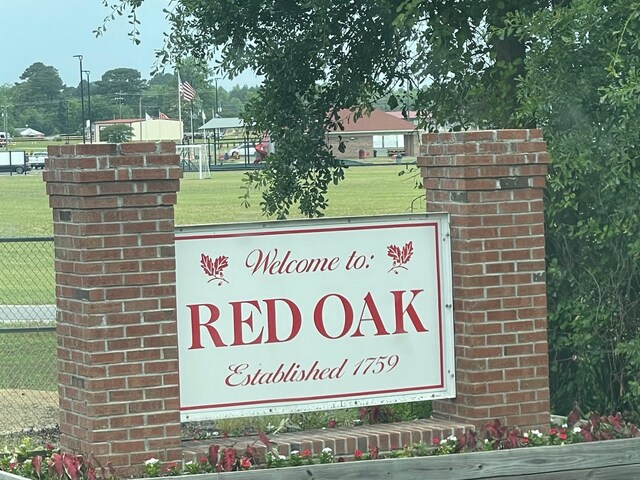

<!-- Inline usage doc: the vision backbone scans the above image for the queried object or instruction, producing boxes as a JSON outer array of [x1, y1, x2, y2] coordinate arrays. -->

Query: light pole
[[73, 55, 85, 143], [83, 70, 92, 143]]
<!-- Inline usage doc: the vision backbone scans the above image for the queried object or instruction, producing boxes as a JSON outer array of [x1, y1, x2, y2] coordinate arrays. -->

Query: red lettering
[[276, 250, 291, 274], [225, 363, 250, 386], [392, 289, 428, 334], [352, 292, 390, 337], [264, 298, 302, 343], [313, 293, 353, 339], [245, 248, 340, 276], [230, 300, 264, 346], [187, 303, 226, 349], [245, 248, 277, 274]]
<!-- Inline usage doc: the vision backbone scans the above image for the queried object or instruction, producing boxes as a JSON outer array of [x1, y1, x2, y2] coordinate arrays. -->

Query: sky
[[2, 0, 261, 90]]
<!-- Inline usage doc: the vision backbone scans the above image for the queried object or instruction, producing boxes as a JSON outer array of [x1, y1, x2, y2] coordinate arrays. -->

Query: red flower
[[301, 449, 312, 458], [354, 450, 363, 459], [240, 458, 252, 469], [199, 456, 208, 464], [549, 428, 558, 436], [369, 446, 379, 459], [163, 462, 177, 473], [432, 437, 440, 445], [559, 433, 568, 441]]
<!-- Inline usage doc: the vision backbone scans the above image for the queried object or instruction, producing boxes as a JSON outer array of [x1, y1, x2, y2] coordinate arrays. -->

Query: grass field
[[0, 165, 424, 236]]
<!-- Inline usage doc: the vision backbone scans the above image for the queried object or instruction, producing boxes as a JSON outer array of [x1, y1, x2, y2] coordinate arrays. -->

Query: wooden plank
[[191, 437, 640, 479], [496, 465, 640, 480]]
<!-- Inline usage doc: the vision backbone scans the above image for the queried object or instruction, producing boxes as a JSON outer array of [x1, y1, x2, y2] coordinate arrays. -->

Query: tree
[[100, 124, 134, 142], [103, 0, 409, 218], [95, 67, 146, 96], [148, 72, 176, 87], [505, 0, 640, 417], [18, 62, 64, 103], [106, 0, 640, 418], [12, 63, 66, 134], [94, 68, 147, 112]]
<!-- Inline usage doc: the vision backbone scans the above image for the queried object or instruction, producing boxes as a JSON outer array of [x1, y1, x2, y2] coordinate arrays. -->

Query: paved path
[[0, 305, 56, 323]]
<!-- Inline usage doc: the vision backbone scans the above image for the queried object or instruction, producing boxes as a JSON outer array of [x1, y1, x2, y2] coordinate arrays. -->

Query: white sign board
[[175, 214, 455, 421]]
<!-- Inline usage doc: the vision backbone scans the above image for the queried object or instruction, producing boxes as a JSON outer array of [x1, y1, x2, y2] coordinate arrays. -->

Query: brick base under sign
[[182, 419, 474, 462]]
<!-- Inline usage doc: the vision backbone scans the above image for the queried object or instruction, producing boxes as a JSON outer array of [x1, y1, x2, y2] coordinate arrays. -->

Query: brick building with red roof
[[326, 109, 419, 160]]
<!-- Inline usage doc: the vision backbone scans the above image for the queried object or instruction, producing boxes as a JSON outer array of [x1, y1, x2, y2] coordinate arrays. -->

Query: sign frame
[[175, 213, 455, 422]]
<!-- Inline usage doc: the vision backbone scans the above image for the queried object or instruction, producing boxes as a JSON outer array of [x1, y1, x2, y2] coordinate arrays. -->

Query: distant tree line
[[0, 59, 259, 137]]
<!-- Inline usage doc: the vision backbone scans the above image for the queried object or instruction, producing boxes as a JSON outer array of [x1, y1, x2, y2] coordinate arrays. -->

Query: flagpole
[[177, 71, 183, 140], [190, 101, 195, 144]]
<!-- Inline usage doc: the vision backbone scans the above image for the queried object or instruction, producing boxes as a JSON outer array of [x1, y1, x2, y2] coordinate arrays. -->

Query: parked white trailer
[[0, 151, 30, 174], [0, 132, 11, 147]]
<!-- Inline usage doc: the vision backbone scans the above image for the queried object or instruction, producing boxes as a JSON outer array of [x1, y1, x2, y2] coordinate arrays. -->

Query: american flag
[[179, 81, 197, 102], [158, 111, 170, 120]]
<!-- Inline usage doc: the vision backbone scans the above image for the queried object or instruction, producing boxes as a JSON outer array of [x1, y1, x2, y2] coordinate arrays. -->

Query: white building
[[93, 117, 182, 143]]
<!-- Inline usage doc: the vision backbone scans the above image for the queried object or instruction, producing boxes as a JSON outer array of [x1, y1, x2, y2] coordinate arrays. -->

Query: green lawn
[[0, 332, 57, 390], [1, 165, 424, 236]]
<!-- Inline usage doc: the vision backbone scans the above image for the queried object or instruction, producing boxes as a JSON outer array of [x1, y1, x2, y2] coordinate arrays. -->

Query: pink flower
[[163, 462, 177, 473], [240, 457, 252, 469], [354, 450, 363, 459], [432, 437, 440, 445]]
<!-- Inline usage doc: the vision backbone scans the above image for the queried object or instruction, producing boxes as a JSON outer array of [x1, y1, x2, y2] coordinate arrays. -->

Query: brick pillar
[[420, 130, 550, 431], [44, 142, 183, 475]]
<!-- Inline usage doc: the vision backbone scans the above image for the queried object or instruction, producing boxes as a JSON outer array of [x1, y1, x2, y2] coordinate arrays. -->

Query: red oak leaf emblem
[[387, 241, 414, 274], [200, 253, 230, 285]]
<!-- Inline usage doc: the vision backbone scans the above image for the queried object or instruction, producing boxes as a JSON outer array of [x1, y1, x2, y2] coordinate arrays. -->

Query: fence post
[[43, 142, 182, 475], [420, 130, 551, 430]]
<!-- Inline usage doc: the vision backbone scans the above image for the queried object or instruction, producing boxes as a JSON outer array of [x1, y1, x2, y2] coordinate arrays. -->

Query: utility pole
[[214, 77, 221, 152], [115, 93, 125, 119], [2, 106, 7, 145], [74, 55, 86, 143], [214, 78, 220, 118]]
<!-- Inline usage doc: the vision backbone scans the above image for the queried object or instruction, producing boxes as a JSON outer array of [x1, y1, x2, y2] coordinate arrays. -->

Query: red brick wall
[[44, 142, 183, 475], [419, 130, 551, 430]]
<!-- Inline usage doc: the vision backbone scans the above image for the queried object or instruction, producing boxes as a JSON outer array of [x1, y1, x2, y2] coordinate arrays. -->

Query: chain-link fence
[[0, 237, 58, 433]]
